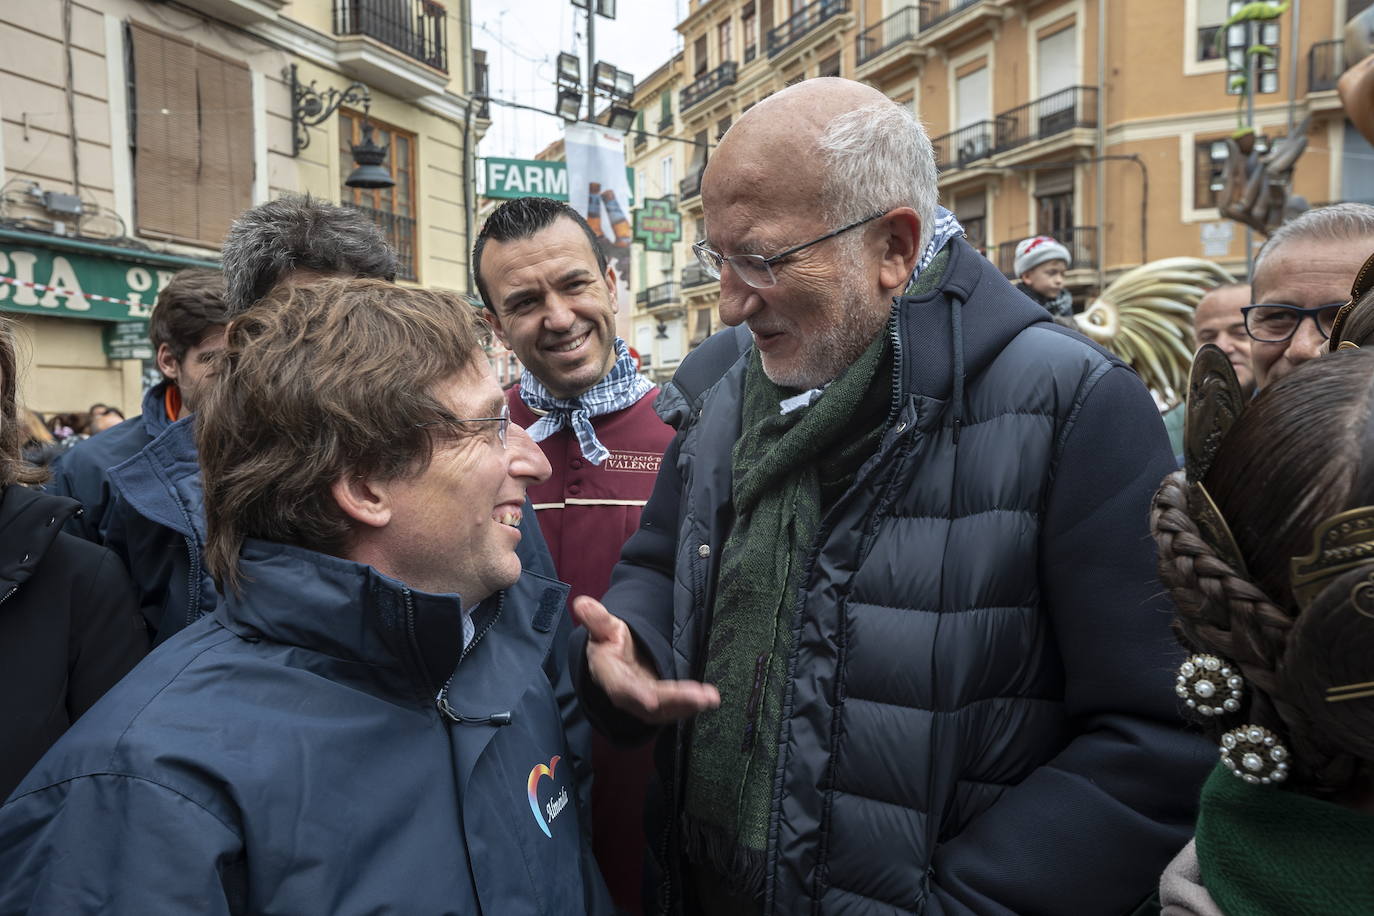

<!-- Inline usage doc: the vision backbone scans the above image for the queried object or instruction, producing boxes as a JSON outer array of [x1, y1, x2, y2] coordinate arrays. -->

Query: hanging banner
[[483, 157, 635, 203], [564, 121, 633, 340]]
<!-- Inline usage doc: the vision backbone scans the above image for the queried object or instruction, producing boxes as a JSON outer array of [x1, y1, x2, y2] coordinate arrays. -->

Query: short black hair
[[471, 197, 608, 312], [148, 269, 231, 364], [220, 194, 399, 316]]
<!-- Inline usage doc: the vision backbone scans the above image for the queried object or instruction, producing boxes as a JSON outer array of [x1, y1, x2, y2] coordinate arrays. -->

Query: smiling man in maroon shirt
[[473, 196, 674, 914]]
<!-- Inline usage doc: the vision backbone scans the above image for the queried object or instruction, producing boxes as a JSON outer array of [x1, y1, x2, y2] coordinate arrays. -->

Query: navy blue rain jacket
[[45, 381, 174, 543], [0, 540, 612, 915]]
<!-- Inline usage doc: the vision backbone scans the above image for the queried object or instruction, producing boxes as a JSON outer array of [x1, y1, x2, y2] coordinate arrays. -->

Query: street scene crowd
[[5, 72, 1374, 915]]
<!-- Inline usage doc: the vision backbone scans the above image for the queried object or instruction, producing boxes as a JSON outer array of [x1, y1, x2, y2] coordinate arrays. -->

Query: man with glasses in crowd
[[571, 77, 1212, 914], [472, 196, 675, 914], [1240, 203, 1374, 391]]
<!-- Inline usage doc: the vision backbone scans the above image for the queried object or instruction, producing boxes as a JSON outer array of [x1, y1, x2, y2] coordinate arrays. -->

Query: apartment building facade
[[1, 0, 485, 416], [625, 0, 1364, 357]]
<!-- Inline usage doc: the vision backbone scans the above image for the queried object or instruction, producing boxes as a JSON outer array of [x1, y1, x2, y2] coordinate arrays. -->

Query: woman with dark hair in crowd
[[1151, 346, 1374, 914], [0, 318, 146, 800]]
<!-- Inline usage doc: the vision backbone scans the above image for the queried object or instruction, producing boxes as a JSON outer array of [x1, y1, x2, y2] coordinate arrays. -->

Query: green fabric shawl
[[680, 328, 892, 899], [1195, 763, 1374, 915]]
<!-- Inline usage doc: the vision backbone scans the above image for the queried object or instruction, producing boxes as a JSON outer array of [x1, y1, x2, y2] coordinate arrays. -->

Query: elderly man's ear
[[875, 208, 922, 293]]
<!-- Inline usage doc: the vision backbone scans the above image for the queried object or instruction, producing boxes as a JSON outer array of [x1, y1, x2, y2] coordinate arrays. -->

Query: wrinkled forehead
[[702, 145, 825, 248]]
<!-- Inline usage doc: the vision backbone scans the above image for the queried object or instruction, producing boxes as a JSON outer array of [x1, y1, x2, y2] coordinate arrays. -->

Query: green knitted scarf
[[681, 329, 892, 899], [1195, 763, 1374, 914]]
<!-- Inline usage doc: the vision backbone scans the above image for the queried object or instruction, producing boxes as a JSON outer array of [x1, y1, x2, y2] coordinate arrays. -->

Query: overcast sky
[[473, 1, 686, 161]]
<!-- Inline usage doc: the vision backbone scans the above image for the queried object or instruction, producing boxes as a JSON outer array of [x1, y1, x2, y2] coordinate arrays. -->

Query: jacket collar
[[0, 485, 81, 595], [107, 414, 203, 541], [214, 539, 569, 706], [895, 236, 1049, 403], [141, 379, 177, 439]]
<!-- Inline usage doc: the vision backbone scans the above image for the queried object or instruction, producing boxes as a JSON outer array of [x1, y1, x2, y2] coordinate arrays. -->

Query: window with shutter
[[129, 22, 252, 248]]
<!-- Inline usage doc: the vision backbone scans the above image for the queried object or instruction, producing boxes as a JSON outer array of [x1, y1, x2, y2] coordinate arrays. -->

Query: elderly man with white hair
[[571, 78, 1211, 915]]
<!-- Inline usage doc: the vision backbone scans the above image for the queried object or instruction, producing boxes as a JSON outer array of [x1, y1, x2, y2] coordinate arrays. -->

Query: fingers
[[645, 679, 721, 723], [571, 595, 619, 643]]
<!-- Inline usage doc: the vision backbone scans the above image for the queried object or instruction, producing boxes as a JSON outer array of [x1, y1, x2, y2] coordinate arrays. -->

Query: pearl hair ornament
[[1175, 653, 1245, 718], [1219, 725, 1290, 785]]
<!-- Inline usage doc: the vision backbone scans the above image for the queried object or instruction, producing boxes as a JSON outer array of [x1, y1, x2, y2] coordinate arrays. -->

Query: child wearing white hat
[[1013, 236, 1073, 319]]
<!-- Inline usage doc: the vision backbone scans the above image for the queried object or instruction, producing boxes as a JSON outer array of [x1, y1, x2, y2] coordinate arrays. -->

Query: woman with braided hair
[[1152, 345, 1374, 915]]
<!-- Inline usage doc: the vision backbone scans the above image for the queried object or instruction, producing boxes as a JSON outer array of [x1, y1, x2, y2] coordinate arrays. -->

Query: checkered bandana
[[910, 205, 965, 287], [519, 337, 653, 466]]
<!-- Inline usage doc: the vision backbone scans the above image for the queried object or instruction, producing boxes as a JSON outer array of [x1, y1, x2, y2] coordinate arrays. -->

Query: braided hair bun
[[1152, 348, 1374, 796]]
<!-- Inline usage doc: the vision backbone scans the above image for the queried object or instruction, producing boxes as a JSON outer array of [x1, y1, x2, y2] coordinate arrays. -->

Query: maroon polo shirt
[[508, 383, 675, 915]]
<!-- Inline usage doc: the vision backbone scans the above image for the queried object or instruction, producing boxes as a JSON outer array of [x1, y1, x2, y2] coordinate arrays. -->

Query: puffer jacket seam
[[842, 694, 1063, 713], [883, 507, 1041, 521]]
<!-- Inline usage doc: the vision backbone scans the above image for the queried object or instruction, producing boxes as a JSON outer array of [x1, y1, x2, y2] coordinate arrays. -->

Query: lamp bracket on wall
[[286, 63, 374, 157]]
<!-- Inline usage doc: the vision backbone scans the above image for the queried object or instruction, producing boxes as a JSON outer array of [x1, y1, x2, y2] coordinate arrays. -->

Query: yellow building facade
[[1, 0, 486, 417], [627, 0, 1362, 352]]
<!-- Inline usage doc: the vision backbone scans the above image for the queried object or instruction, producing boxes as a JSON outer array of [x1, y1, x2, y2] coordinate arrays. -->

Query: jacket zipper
[[435, 592, 505, 723], [184, 535, 202, 630], [0, 585, 16, 606]]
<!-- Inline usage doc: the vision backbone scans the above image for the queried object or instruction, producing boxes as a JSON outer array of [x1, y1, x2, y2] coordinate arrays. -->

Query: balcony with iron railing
[[995, 226, 1098, 278], [767, 0, 850, 58], [638, 281, 680, 310], [856, 5, 920, 69], [680, 168, 704, 202], [682, 262, 715, 289], [918, 0, 981, 32], [1309, 39, 1345, 92], [347, 204, 417, 280], [681, 61, 738, 113], [931, 121, 996, 171], [993, 86, 1098, 156], [333, 0, 448, 72]]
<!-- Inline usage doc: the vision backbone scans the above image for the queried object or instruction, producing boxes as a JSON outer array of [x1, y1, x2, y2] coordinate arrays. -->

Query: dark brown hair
[[197, 278, 486, 590], [1152, 348, 1374, 793], [0, 318, 46, 487], [148, 268, 230, 365]]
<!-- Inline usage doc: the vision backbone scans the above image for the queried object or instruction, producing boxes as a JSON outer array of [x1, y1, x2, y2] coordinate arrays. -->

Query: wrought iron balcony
[[857, 5, 919, 65], [1309, 39, 1345, 92], [768, 0, 850, 57], [993, 86, 1098, 154], [682, 262, 714, 288], [333, 0, 448, 72], [931, 121, 995, 170], [347, 204, 417, 280], [681, 61, 738, 113], [745, 45, 758, 64], [642, 281, 680, 308], [918, 0, 980, 30], [680, 168, 704, 202], [996, 226, 1097, 278]]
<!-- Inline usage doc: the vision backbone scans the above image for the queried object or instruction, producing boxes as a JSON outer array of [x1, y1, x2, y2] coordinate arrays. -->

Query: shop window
[[129, 22, 252, 247], [339, 111, 418, 281]]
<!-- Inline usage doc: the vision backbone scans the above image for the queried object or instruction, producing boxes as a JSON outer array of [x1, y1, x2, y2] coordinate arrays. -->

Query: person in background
[[1014, 234, 1074, 320], [1164, 282, 1254, 454], [473, 195, 675, 914], [19, 409, 60, 469], [87, 404, 124, 435], [47, 269, 229, 544], [1153, 347, 1374, 914], [0, 317, 145, 801], [0, 280, 610, 914], [1244, 203, 1374, 393]]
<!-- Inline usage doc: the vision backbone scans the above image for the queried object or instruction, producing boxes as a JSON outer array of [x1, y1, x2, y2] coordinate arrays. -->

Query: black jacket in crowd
[[574, 238, 1214, 915], [0, 484, 147, 799]]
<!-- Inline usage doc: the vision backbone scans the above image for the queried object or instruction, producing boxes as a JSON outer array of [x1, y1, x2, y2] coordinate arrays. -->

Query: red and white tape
[[0, 274, 143, 309]]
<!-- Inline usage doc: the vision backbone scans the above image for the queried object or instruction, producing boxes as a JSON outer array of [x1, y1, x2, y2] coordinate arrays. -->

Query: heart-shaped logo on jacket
[[526, 755, 565, 838]]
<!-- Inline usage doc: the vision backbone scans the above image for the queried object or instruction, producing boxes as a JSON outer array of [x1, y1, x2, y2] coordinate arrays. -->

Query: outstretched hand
[[571, 596, 720, 725]]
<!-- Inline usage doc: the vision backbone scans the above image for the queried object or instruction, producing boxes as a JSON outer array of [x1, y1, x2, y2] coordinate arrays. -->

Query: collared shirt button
[[698, 544, 710, 558], [570, 458, 582, 469], [568, 484, 581, 496]]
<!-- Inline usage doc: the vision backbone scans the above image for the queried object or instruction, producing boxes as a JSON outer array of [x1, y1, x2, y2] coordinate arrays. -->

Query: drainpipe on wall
[[1096, 0, 1106, 287]]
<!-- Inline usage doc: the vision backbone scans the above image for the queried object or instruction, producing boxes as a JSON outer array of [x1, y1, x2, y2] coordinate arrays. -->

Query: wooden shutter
[[131, 22, 200, 241], [195, 50, 253, 246]]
